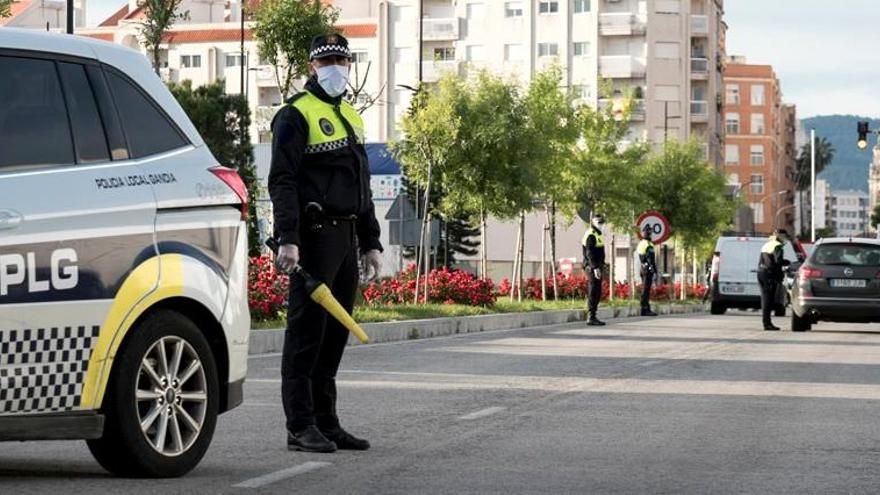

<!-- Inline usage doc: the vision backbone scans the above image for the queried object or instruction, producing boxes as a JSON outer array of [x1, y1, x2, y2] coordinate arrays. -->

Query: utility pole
[[417, 0, 424, 83], [66, 0, 74, 34], [811, 129, 816, 242]]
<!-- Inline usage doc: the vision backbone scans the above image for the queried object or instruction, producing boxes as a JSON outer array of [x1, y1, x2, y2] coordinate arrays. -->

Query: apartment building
[[0, 0, 86, 30], [829, 189, 869, 237], [868, 142, 880, 228], [723, 60, 796, 235]]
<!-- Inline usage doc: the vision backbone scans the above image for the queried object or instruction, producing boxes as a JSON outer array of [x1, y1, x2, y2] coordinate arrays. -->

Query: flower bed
[[362, 264, 496, 306], [248, 254, 289, 322]]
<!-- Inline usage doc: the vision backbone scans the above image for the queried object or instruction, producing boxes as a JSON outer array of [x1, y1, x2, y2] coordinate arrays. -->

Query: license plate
[[721, 284, 745, 294], [830, 279, 867, 288]]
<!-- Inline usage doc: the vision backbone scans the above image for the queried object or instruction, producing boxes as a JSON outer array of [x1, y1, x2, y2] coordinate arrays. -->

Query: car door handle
[[0, 209, 23, 230]]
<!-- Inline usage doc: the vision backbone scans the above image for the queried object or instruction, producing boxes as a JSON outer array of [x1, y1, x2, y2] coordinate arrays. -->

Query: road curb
[[247, 302, 708, 355]]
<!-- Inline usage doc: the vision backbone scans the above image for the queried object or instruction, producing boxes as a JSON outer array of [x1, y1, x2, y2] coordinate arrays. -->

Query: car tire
[[791, 312, 812, 332], [87, 310, 219, 478], [710, 302, 726, 315]]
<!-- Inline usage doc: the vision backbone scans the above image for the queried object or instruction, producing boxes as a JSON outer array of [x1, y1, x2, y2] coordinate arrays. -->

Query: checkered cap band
[[310, 44, 352, 60], [305, 137, 349, 154], [0, 325, 100, 415]]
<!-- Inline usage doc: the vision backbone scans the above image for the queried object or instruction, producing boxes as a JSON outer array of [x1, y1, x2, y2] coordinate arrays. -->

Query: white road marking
[[233, 462, 332, 489], [458, 406, 506, 420]]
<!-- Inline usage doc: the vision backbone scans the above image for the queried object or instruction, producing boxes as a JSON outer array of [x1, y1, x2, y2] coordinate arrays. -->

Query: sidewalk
[[247, 302, 708, 355]]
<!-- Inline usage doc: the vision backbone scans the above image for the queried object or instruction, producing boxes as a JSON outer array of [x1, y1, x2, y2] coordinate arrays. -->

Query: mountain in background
[[801, 115, 880, 192]]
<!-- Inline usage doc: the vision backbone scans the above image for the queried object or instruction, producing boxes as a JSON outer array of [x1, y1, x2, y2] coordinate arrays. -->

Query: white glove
[[361, 249, 382, 281], [275, 244, 299, 274], [593, 268, 602, 279]]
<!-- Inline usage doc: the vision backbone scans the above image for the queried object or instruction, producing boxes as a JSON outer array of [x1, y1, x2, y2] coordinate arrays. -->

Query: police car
[[0, 29, 250, 477]]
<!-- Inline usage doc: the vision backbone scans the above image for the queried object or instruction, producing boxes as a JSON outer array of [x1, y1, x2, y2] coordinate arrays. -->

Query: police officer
[[269, 33, 383, 453], [757, 229, 790, 331], [583, 214, 607, 326], [637, 230, 658, 317]]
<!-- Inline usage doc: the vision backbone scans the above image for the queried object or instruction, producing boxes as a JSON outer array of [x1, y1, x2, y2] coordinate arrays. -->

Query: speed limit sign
[[636, 211, 671, 244]]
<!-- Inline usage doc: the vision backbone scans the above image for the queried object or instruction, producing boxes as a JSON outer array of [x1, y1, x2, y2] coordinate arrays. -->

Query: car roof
[[815, 237, 880, 246], [0, 28, 203, 146]]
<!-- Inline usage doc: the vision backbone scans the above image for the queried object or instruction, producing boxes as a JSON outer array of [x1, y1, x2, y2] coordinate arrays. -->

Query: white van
[[0, 28, 250, 477], [709, 236, 802, 315]]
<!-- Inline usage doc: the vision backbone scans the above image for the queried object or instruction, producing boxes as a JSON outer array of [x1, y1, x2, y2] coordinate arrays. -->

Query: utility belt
[[304, 202, 357, 233]]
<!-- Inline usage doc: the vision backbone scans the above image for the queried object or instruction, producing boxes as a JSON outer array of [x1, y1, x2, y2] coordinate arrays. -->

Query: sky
[[724, 0, 880, 119], [86, 0, 880, 118]]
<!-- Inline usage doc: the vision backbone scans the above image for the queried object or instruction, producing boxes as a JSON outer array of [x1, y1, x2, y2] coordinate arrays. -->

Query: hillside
[[801, 115, 880, 192]]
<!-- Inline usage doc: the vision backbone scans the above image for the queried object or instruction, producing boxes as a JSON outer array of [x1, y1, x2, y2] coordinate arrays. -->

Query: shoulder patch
[[319, 118, 335, 136]]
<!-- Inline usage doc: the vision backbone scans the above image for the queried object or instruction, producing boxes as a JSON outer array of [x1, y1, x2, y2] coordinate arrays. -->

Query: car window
[[106, 70, 187, 159], [812, 244, 880, 266], [58, 62, 110, 164], [0, 56, 74, 169]]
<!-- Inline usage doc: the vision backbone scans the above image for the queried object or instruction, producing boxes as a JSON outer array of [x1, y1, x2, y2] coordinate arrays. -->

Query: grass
[[252, 297, 706, 329]]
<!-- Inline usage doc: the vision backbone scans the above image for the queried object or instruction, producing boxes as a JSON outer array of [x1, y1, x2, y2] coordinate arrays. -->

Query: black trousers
[[281, 221, 359, 432], [757, 271, 779, 327], [588, 268, 602, 316], [640, 271, 653, 310]]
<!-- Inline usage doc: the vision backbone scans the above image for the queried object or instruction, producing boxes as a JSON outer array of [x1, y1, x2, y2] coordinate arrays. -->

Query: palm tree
[[793, 136, 835, 237]]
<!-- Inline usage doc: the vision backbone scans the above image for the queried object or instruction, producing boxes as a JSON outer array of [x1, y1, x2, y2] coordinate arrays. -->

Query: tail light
[[710, 253, 720, 282], [210, 166, 249, 220], [798, 266, 823, 284]]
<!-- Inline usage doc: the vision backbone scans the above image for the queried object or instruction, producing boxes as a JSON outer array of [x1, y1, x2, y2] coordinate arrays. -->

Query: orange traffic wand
[[267, 239, 370, 344]]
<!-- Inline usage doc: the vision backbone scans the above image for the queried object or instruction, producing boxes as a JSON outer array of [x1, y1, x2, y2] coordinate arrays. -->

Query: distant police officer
[[757, 229, 790, 331], [583, 214, 607, 326], [637, 231, 658, 317], [269, 34, 383, 453]]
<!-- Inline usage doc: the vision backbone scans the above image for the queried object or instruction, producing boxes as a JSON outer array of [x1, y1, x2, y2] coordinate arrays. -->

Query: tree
[[252, 0, 339, 101], [871, 204, 880, 231], [0, 0, 12, 18], [138, 0, 189, 75], [637, 139, 736, 250], [168, 80, 260, 256]]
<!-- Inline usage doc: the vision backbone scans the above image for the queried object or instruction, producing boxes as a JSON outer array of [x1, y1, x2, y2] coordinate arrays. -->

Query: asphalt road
[[5, 311, 880, 494]]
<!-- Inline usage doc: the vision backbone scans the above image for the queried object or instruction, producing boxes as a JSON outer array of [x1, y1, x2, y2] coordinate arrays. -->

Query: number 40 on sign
[[636, 211, 671, 244]]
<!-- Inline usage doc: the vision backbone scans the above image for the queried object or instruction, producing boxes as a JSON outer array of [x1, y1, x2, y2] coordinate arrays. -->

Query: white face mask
[[315, 64, 349, 97]]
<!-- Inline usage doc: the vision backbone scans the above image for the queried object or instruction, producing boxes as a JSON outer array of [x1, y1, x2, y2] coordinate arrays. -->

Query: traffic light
[[857, 121, 870, 149]]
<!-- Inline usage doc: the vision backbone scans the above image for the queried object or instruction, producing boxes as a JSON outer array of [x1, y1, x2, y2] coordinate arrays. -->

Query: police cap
[[309, 33, 352, 61]]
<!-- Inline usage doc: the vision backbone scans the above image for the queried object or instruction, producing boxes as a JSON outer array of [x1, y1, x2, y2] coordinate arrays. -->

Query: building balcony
[[422, 18, 460, 41], [691, 15, 709, 36], [691, 100, 709, 122], [690, 57, 709, 79], [421, 60, 461, 83], [159, 67, 178, 83], [255, 105, 282, 133], [598, 98, 645, 121], [598, 13, 646, 36], [599, 55, 646, 79]]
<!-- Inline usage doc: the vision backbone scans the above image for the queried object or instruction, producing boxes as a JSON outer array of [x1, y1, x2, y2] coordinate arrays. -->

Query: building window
[[750, 144, 765, 165], [466, 45, 485, 61], [725, 144, 739, 165], [352, 50, 369, 64], [225, 54, 244, 67], [466, 2, 485, 20], [725, 84, 740, 105], [751, 84, 765, 105], [538, 1, 559, 14], [751, 113, 765, 134], [537, 42, 559, 57], [433, 47, 455, 61], [655, 0, 681, 14], [573, 42, 590, 57], [655, 42, 680, 59], [181, 55, 202, 68], [504, 1, 523, 17], [504, 44, 524, 62], [574, 0, 591, 13], [751, 202, 764, 224], [750, 174, 764, 194], [725, 112, 740, 134]]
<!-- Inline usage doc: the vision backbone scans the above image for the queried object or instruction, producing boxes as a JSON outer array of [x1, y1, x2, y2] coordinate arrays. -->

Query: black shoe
[[287, 426, 337, 453], [764, 324, 780, 331], [587, 317, 606, 326], [641, 308, 658, 317], [320, 427, 370, 451]]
